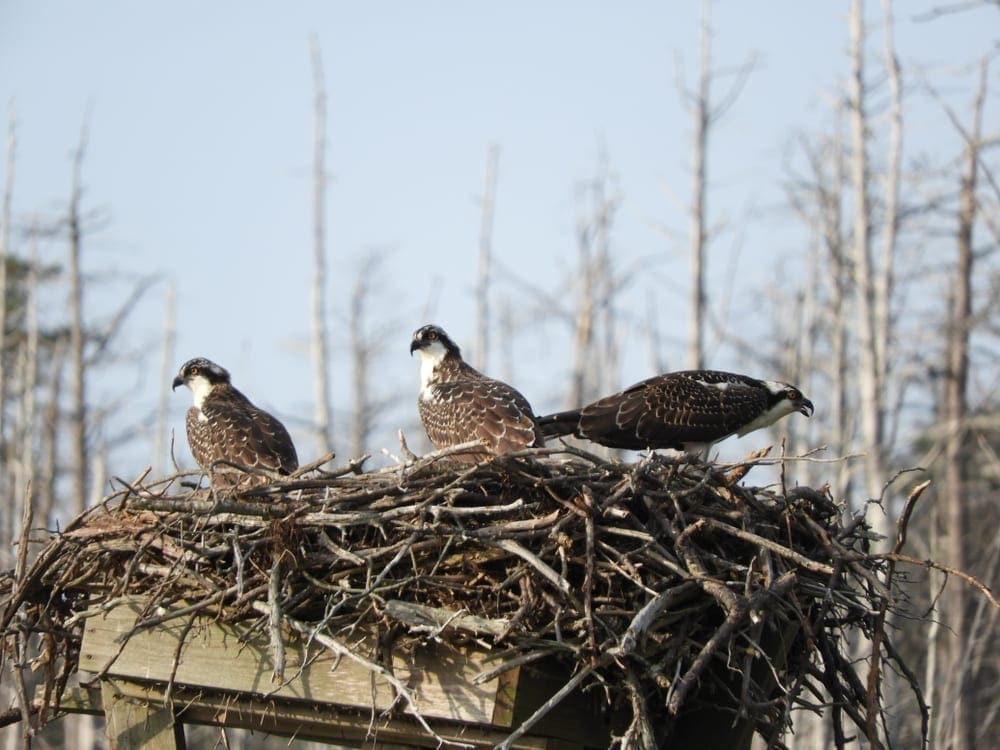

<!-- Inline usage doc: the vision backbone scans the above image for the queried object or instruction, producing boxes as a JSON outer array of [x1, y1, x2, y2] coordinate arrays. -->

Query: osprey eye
[[190, 367, 199, 376], [787, 388, 799, 400], [427, 331, 438, 341]]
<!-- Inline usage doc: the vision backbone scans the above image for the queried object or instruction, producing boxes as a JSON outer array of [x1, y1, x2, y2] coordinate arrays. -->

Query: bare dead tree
[[153, 282, 176, 476], [473, 144, 499, 372], [0, 106, 13, 569], [786, 111, 852, 497], [938, 55, 989, 750], [348, 251, 386, 459], [643, 290, 669, 376], [592, 148, 621, 400], [38, 339, 65, 530], [849, 0, 890, 511], [845, 5, 913, 601], [63, 116, 107, 750], [496, 295, 515, 385], [568, 207, 597, 410], [790, 237, 820, 476], [568, 149, 621, 410], [826, 120, 853, 504], [676, 0, 754, 370], [18, 224, 39, 525], [685, 0, 710, 370], [309, 35, 333, 456], [878, 0, 903, 412], [67, 117, 88, 516]]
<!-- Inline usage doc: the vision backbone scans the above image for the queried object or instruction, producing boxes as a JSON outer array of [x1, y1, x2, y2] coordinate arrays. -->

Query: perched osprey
[[172, 357, 299, 489], [410, 324, 544, 461], [538, 370, 813, 454]]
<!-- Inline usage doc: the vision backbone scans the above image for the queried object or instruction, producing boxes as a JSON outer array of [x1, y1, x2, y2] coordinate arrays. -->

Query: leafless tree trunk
[[68, 118, 88, 515], [568, 151, 620, 410], [309, 36, 333, 455], [497, 296, 514, 385], [16, 225, 39, 528], [675, 0, 753, 371], [824, 113, 852, 504], [39, 340, 65, 530], [786, 108, 851, 498], [568, 223, 595, 411], [593, 156, 620, 399], [686, 0, 710, 370], [0, 106, 13, 568], [790, 239, 819, 471], [473, 144, 499, 372], [849, 1, 899, 564], [154, 282, 176, 476], [849, 0, 883, 501], [877, 0, 902, 411], [65, 119, 102, 747], [938, 55, 988, 750], [348, 252, 387, 459], [644, 291, 669, 375]]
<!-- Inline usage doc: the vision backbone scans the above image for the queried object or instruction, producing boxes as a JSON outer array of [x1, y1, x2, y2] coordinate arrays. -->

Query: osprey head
[[409, 324, 461, 358], [411, 325, 463, 391], [733, 379, 814, 438], [765, 382, 814, 419], [172, 357, 231, 407]]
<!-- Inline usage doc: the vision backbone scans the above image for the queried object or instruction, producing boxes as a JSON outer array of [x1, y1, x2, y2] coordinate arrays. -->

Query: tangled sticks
[[1, 446, 930, 748]]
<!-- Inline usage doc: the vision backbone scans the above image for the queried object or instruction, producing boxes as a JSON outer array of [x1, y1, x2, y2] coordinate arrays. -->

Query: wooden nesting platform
[[70, 598, 604, 749]]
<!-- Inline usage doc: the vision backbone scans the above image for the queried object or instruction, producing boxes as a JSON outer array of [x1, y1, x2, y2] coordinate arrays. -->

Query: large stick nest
[[1, 445, 926, 748]]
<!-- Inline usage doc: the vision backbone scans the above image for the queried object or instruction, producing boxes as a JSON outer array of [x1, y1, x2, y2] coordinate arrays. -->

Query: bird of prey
[[172, 357, 299, 489], [410, 324, 544, 461], [538, 370, 813, 454]]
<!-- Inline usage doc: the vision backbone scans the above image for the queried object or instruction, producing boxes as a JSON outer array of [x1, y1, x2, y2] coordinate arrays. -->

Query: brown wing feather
[[418, 376, 543, 461], [189, 386, 298, 488]]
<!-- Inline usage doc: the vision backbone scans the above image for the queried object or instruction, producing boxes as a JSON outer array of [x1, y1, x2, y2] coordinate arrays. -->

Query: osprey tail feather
[[537, 409, 583, 438]]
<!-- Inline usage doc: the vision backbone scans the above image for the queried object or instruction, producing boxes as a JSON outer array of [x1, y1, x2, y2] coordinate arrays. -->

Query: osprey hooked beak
[[409, 338, 420, 355], [797, 397, 815, 418], [171, 375, 184, 391]]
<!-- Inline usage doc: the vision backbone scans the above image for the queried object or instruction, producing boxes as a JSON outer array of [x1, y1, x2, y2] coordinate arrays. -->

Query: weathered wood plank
[[80, 601, 503, 725], [101, 680, 185, 750], [45, 682, 577, 749]]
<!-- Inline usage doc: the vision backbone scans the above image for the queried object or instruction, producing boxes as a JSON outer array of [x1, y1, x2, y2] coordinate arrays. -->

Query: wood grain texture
[[80, 600, 501, 725]]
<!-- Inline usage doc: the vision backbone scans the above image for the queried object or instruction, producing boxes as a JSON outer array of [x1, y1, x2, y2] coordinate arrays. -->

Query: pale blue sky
[[1, 1, 996, 474]]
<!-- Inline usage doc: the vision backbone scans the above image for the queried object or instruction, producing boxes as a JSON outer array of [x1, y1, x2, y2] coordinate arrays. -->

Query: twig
[[385, 600, 508, 638], [667, 572, 797, 715], [696, 517, 836, 576], [875, 553, 999, 608], [269, 556, 286, 682], [490, 539, 574, 598]]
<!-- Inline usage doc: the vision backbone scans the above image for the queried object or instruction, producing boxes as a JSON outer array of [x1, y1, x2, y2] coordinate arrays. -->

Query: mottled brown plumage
[[173, 358, 299, 490], [410, 325, 543, 462], [539, 370, 813, 452]]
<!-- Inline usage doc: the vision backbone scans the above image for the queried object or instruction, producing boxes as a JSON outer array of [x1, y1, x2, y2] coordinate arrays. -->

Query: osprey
[[172, 357, 299, 489], [410, 324, 544, 461], [538, 370, 813, 453]]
